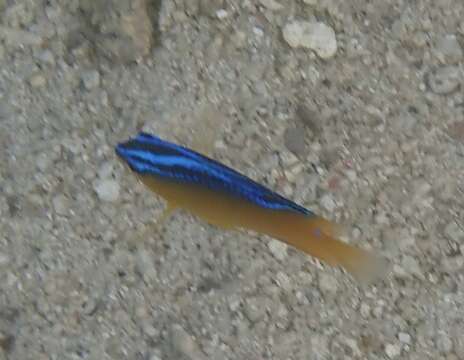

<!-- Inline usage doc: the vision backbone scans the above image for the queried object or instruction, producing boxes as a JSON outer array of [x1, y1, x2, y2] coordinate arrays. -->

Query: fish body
[[116, 132, 311, 215], [116, 132, 387, 283]]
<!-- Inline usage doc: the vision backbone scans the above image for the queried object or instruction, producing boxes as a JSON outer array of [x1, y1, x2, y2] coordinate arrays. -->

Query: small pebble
[[149, 352, 162, 360], [81, 297, 99, 316], [216, 9, 228, 19], [284, 126, 306, 158], [320, 194, 337, 212], [36, 49, 55, 65], [345, 169, 357, 182], [434, 34, 463, 63], [318, 273, 338, 293], [395, 111, 417, 135], [98, 162, 115, 179], [259, 0, 283, 11], [398, 233, 416, 250], [444, 221, 463, 242], [280, 151, 299, 167], [373, 302, 384, 318], [268, 239, 288, 261], [296, 104, 321, 134], [228, 297, 241, 312], [0, 26, 44, 47], [282, 183, 294, 197], [448, 121, 464, 142], [397, 256, 422, 278], [360, 303, 371, 318], [144, 324, 160, 339], [375, 212, 390, 225], [253, 27, 264, 37], [385, 343, 401, 358], [437, 333, 453, 353], [29, 73, 46, 87], [398, 332, 411, 344], [311, 334, 329, 356], [427, 66, 461, 94], [136, 248, 157, 281], [244, 296, 267, 322], [232, 31, 247, 48], [393, 264, 408, 278], [94, 179, 120, 202], [171, 324, 204, 360], [282, 21, 337, 58], [81, 70, 100, 90], [284, 164, 303, 183], [52, 194, 69, 215], [0, 252, 10, 267], [342, 337, 361, 357], [275, 271, 291, 291]]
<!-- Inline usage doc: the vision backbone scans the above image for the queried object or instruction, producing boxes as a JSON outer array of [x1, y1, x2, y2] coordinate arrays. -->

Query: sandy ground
[[1, 0, 464, 359]]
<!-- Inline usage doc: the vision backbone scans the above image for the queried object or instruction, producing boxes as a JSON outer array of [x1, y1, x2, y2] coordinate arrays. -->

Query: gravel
[[320, 193, 337, 212], [318, 273, 339, 293], [434, 34, 463, 63], [1, 0, 463, 359], [94, 178, 120, 202], [282, 21, 338, 58], [28, 72, 47, 88], [385, 343, 401, 359], [259, 0, 284, 11], [398, 332, 412, 344], [427, 65, 462, 94], [284, 125, 307, 158], [81, 69, 101, 90], [267, 239, 288, 261]]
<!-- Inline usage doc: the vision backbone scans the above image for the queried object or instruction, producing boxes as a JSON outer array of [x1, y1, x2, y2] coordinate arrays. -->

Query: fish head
[[115, 132, 167, 174]]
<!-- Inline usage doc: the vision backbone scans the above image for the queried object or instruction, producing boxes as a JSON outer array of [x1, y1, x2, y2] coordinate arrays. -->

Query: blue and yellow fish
[[116, 132, 387, 283]]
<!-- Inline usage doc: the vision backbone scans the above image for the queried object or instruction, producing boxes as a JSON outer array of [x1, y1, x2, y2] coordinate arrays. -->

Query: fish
[[115, 131, 388, 283]]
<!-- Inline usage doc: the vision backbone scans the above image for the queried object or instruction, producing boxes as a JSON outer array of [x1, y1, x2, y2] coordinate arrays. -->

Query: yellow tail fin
[[295, 216, 389, 284], [263, 213, 388, 284]]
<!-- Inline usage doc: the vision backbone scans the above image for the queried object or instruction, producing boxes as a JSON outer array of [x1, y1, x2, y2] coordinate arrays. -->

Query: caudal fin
[[287, 216, 389, 284]]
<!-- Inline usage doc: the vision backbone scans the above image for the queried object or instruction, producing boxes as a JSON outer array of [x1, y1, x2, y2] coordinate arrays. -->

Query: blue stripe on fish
[[115, 132, 312, 216]]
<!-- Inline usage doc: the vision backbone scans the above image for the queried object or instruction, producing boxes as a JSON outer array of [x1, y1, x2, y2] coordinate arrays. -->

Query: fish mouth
[[115, 137, 137, 165], [115, 134, 154, 172], [115, 133, 140, 156], [115, 142, 126, 157], [114, 143, 129, 168]]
